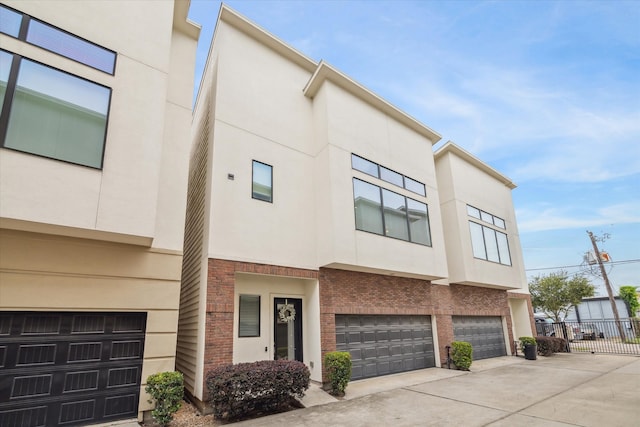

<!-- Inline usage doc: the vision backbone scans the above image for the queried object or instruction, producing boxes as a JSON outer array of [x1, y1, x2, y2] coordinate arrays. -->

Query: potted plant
[[519, 336, 537, 360]]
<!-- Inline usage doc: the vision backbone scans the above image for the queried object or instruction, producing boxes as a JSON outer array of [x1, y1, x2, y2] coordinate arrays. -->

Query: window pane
[[252, 161, 272, 202], [351, 154, 378, 177], [26, 19, 116, 74], [467, 205, 481, 219], [496, 232, 511, 265], [483, 226, 500, 262], [469, 222, 486, 259], [0, 51, 12, 108], [405, 176, 426, 196], [480, 210, 493, 224], [4, 58, 110, 168], [0, 5, 22, 37], [353, 178, 383, 235], [239, 295, 260, 337], [493, 216, 505, 229], [407, 198, 431, 246], [380, 166, 403, 187], [382, 189, 409, 241]]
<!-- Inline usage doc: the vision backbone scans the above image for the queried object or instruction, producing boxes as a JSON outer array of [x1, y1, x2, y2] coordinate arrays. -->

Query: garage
[[0, 312, 146, 427], [335, 315, 435, 380], [452, 316, 506, 360]]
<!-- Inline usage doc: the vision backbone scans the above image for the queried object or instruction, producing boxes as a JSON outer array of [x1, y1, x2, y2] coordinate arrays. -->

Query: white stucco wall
[[435, 147, 528, 290], [205, 18, 448, 280], [0, 0, 197, 252]]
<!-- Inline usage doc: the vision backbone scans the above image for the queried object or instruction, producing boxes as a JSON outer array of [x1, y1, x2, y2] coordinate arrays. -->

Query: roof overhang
[[303, 61, 442, 144], [434, 141, 517, 189]]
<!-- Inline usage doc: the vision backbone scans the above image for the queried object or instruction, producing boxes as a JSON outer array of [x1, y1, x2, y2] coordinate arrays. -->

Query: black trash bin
[[524, 344, 537, 360]]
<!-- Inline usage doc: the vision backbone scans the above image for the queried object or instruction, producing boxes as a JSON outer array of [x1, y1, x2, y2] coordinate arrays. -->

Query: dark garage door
[[452, 316, 506, 360], [0, 312, 146, 427], [335, 315, 435, 380]]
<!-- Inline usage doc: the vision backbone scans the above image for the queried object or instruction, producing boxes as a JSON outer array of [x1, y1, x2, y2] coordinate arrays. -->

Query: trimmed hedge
[[206, 360, 310, 421], [451, 341, 473, 371], [535, 336, 568, 356], [145, 371, 184, 427], [324, 351, 352, 395]]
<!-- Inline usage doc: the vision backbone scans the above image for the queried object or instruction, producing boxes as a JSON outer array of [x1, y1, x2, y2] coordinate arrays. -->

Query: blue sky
[[188, 0, 640, 296]]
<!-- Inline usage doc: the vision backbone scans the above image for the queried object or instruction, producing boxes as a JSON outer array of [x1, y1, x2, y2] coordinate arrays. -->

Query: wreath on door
[[278, 304, 296, 322]]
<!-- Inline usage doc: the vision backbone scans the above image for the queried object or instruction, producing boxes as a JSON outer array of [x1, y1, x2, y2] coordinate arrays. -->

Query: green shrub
[[324, 351, 352, 395], [519, 336, 537, 349], [451, 341, 473, 371], [145, 371, 184, 427], [535, 336, 567, 356], [205, 360, 310, 421]]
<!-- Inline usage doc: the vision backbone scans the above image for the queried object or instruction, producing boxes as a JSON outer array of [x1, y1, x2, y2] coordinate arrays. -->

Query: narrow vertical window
[[252, 160, 273, 202], [239, 295, 260, 337], [0, 50, 12, 108], [353, 178, 384, 235], [407, 198, 431, 246], [382, 188, 409, 241], [469, 222, 486, 259]]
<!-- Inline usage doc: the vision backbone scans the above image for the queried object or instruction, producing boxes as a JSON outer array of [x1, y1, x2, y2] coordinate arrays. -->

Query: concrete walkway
[[234, 353, 640, 427]]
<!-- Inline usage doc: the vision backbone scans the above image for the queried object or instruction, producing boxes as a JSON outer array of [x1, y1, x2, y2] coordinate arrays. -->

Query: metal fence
[[535, 319, 640, 356]]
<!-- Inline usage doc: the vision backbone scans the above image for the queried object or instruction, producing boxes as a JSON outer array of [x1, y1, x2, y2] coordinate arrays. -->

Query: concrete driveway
[[235, 353, 640, 427]]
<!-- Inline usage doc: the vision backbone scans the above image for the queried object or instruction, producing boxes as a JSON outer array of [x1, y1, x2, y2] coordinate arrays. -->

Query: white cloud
[[516, 202, 640, 233]]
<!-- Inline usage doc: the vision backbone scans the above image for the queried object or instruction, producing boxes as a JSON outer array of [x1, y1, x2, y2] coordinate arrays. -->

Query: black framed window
[[0, 51, 111, 169], [469, 221, 511, 265], [467, 204, 506, 230], [351, 153, 426, 196], [353, 178, 431, 246], [0, 4, 116, 75], [252, 160, 273, 202], [239, 295, 260, 337]]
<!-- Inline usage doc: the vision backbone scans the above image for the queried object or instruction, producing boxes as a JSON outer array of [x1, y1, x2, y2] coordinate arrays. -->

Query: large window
[[0, 53, 111, 168], [238, 295, 260, 337], [252, 160, 273, 202], [469, 217, 511, 266], [353, 178, 432, 246], [0, 4, 116, 74], [0, 4, 115, 169], [351, 153, 426, 197]]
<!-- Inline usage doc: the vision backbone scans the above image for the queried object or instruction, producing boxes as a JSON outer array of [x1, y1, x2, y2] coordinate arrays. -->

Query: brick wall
[[318, 268, 514, 368]]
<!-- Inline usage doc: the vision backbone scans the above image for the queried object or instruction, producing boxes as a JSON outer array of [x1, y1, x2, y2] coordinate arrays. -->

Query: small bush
[[145, 371, 184, 427], [206, 360, 310, 421], [535, 336, 568, 356], [451, 341, 473, 371], [324, 351, 352, 395]]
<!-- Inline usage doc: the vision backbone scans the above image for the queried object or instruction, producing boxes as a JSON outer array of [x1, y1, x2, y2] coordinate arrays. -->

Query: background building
[[0, 1, 199, 425]]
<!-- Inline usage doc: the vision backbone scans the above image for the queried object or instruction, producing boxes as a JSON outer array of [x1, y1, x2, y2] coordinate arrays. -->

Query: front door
[[274, 298, 302, 361]]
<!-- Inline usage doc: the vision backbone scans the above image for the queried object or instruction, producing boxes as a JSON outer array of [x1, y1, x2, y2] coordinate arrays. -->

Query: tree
[[529, 270, 595, 322], [619, 286, 639, 317]]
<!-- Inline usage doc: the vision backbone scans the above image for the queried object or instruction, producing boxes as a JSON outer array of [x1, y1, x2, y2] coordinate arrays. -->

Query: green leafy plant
[[529, 271, 595, 321], [145, 371, 184, 427], [619, 286, 639, 317], [450, 341, 473, 371], [206, 360, 309, 421], [324, 351, 352, 396], [519, 336, 537, 349]]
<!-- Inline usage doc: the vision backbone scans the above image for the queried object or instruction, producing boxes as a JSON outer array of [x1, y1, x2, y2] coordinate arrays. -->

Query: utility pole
[[587, 231, 626, 340]]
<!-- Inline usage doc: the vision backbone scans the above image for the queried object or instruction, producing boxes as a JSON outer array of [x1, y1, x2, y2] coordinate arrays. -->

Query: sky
[[187, 0, 640, 297]]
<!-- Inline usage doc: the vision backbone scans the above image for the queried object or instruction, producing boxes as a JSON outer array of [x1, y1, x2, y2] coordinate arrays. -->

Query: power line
[[525, 258, 640, 272]]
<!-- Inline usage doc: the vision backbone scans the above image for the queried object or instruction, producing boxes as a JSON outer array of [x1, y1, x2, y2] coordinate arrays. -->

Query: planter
[[523, 344, 537, 360]]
